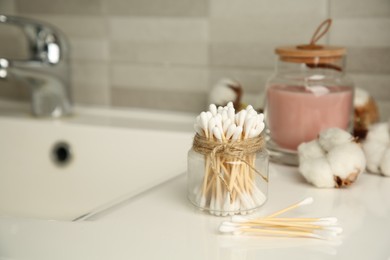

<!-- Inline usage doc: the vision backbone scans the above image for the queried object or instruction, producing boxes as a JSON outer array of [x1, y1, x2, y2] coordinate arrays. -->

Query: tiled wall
[[0, 0, 389, 114]]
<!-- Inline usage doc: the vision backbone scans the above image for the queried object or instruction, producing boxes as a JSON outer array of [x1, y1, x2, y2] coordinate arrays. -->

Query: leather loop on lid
[[275, 19, 346, 63]]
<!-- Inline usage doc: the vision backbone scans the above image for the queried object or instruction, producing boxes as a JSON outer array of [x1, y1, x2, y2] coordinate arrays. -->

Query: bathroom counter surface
[[1, 163, 390, 260]]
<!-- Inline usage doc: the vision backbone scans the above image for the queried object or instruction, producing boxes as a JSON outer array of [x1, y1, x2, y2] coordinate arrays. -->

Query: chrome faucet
[[0, 15, 71, 117]]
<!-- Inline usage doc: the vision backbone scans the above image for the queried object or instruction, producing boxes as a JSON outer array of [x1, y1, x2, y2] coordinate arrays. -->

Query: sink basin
[[0, 101, 194, 221]]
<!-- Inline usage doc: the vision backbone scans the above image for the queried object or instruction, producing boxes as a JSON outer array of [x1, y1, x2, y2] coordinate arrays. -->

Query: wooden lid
[[274, 19, 346, 65], [276, 45, 346, 58]]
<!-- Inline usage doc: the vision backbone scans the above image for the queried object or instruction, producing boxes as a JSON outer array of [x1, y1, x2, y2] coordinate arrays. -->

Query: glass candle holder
[[265, 45, 354, 165], [187, 146, 269, 216]]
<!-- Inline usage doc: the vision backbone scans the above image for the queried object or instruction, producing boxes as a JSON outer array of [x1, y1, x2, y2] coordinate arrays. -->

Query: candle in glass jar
[[266, 84, 353, 150]]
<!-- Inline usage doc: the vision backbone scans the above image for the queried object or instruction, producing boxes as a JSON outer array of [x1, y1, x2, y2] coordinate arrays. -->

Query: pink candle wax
[[266, 85, 353, 150]]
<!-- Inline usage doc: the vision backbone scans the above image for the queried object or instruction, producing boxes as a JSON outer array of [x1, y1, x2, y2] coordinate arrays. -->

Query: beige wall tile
[[330, 18, 390, 47], [110, 41, 208, 65], [111, 64, 209, 92], [71, 61, 109, 86], [3, 0, 388, 113], [109, 17, 208, 42], [377, 100, 390, 121], [0, 81, 29, 102], [104, 0, 208, 17], [210, 0, 327, 18], [16, 0, 103, 15], [72, 83, 110, 106], [211, 43, 276, 69], [210, 16, 328, 45], [111, 87, 207, 113], [71, 61, 110, 105], [22, 15, 107, 39], [0, 0, 16, 14], [330, 0, 390, 18], [347, 47, 390, 74], [70, 39, 109, 61], [0, 25, 29, 58]]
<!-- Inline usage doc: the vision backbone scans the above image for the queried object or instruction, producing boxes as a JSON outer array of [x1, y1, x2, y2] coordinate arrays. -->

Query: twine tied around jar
[[192, 134, 268, 201]]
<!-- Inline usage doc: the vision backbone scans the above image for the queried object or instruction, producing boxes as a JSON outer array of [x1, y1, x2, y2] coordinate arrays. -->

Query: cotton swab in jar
[[191, 102, 268, 215], [209, 104, 217, 116]]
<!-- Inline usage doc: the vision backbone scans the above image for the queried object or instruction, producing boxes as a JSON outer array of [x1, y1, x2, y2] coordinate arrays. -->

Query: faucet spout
[[0, 15, 72, 117]]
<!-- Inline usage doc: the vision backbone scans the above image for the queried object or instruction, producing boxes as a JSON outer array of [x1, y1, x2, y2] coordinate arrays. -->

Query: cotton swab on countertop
[[219, 197, 342, 240]]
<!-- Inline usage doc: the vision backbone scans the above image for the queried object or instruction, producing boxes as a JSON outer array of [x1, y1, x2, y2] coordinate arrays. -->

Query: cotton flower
[[353, 88, 379, 139], [298, 128, 366, 188], [362, 122, 390, 176], [208, 79, 242, 110]]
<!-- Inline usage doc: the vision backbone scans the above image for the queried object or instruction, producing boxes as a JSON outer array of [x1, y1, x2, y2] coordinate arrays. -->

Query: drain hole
[[51, 141, 72, 166]]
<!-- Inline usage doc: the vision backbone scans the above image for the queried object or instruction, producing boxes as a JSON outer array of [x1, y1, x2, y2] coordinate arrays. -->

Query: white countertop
[[1, 163, 390, 260]]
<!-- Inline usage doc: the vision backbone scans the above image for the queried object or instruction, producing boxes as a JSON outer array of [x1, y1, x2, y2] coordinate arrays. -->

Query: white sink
[[0, 101, 194, 221]]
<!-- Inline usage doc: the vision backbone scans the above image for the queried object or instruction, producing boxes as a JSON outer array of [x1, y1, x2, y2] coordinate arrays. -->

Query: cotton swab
[[232, 215, 338, 225], [191, 102, 268, 216], [219, 197, 342, 240], [266, 197, 314, 218], [209, 104, 217, 116], [219, 223, 337, 240], [225, 124, 237, 140]]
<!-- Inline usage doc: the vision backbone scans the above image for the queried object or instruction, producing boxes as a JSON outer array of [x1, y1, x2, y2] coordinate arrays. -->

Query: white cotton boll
[[209, 81, 237, 107], [298, 140, 325, 162], [318, 128, 353, 152], [365, 123, 390, 144], [363, 121, 390, 177], [299, 128, 366, 188], [380, 148, 390, 176], [299, 157, 335, 188], [354, 88, 370, 107], [363, 141, 388, 174], [327, 142, 366, 181]]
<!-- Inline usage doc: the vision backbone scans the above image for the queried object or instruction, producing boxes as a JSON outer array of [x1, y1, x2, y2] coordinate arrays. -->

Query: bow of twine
[[192, 134, 268, 199]]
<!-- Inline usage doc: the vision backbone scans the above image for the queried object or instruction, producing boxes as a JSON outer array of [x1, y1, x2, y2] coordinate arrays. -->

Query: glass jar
[[187, 147, 269, 216], [264, 45, 354, 165]]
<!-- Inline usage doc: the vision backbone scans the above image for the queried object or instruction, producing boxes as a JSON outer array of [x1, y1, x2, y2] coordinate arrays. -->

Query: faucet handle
[[0, 14, 67, 65]]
